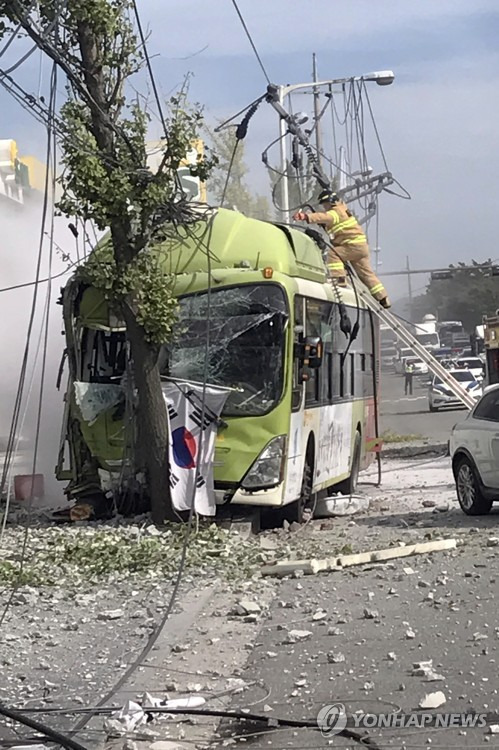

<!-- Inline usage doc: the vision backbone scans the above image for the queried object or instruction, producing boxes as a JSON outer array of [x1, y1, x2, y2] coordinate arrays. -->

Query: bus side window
[[333, 352, 342, 398], [292, 296, 304, 410], [305, 298, 332, 406]]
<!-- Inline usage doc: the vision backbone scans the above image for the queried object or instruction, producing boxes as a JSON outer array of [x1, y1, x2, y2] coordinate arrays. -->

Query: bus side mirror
[[296, 336, 323, 369]]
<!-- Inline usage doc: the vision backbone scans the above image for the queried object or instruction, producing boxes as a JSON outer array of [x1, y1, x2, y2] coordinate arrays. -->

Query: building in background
[[0, 139, 48, 205], [1, 137, 206, 208], [146, 138, 207, 201]]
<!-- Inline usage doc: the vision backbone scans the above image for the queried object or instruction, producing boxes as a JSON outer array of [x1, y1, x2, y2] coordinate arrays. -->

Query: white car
[[454, 356, 485, 382], [450, 384, 499, 514], [404, 357, 428, 376], [428, 369, 482, 412]]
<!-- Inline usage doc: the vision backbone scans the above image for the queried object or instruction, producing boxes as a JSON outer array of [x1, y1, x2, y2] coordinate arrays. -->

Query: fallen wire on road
[[0, 703, 89, 750], [11, 704, 499, 749], [3, 704, 382, 750]]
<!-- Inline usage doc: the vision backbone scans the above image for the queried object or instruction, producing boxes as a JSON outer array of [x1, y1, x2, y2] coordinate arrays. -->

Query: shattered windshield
[[161, 284, 288, 416]]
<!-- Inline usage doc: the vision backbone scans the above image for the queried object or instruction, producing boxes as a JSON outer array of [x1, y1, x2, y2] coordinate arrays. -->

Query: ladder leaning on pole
[[356, 287, 477, 410]]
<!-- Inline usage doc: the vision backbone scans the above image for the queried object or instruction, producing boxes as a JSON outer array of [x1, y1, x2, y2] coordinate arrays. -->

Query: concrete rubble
[[2, 454, 499, 748]]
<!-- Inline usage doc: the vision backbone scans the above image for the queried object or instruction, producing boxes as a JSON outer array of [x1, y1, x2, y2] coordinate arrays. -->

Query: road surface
[[380, 371, 465, 444], [217, 455, 499, 749]]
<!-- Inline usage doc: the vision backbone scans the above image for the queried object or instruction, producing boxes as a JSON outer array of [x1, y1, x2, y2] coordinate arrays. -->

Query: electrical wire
[[220, 139, 239, 208], [0, 0, 38, 58], [0, 264, 76, 294], [8, 705, 382, 750], [0, 295, 49, 547], [214, 94, 266, 133], [0, 704, 89, 750], [230, 0, 271, 85], [0, 61, 58, 630], [70, 214, 218, 738], [368, 306, 383, 486], [131, 0, 167, 135]]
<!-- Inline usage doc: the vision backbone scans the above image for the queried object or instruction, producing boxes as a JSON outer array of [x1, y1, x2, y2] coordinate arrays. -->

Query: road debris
[[232, 600, 262, 616], [419, 690, 446, 709], [283, 629, 313, 644], [98, 608, 125, 621], [327, 651, 346, 663], [412, 660, 444, 681], [261, 538, 458, 577], [315, 494, 370, 517]]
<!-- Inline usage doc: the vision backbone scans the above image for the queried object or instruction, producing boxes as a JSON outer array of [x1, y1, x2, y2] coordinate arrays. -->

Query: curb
[[381, 442, 448, 459]]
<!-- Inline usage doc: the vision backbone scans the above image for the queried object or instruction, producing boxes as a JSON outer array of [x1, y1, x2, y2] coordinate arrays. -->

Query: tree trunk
[[123, 307, 176, 524]]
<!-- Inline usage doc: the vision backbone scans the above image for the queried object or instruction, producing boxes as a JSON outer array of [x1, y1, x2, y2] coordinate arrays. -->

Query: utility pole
[[270, 71, 395, 221], [312, 53, 322, 171], [406, 255, 413, 321]]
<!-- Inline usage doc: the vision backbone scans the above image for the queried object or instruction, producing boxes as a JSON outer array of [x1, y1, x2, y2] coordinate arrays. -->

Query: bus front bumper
[[215, 482, 285, 507]]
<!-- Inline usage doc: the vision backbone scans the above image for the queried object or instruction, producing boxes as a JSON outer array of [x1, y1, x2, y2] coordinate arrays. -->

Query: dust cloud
[[0, 195, 77, 510]]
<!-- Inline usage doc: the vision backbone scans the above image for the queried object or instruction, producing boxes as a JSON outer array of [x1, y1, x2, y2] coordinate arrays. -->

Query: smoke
[[0, 195, 76, 510]]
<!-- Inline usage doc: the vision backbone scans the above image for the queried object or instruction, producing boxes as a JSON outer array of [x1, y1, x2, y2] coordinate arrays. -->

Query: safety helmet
[[317, 188, 338, 204]]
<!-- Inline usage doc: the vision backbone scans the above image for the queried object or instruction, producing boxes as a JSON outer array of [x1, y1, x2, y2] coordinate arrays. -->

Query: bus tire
[[285, 454, 315, 524], [336, 431, 361, 496]]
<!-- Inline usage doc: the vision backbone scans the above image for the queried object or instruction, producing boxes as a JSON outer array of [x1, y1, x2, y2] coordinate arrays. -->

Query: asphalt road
[[219, 456, 499, 750], [380, 371, 466, 444]]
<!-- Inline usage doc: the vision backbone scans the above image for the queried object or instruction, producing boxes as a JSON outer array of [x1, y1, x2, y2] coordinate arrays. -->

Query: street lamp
[[275, 71, 395, 216]]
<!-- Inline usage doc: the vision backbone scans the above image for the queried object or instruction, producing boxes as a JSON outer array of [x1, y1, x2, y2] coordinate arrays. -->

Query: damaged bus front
[[56, 208, 379, 520]]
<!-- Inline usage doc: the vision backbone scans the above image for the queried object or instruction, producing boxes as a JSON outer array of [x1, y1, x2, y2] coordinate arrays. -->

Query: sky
[[2, 0, 499, 292]]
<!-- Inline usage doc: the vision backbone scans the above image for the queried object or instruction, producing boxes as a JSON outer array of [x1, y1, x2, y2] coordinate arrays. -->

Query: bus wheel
[[285, 458, 315, 524], [336, 431, 361, 496]]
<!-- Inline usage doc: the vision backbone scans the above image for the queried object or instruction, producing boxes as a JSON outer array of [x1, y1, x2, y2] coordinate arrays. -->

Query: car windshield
[[406, 358, 422, 366], [434, 370, 475, 385], [161, 284, 288, 417]]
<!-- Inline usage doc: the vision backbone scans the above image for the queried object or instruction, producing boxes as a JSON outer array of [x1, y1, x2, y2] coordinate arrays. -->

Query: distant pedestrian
[[404, 363, 414, 396]]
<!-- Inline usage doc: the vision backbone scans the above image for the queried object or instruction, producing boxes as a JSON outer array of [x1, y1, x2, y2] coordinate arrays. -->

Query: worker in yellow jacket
[[293, 189, 391, 309]]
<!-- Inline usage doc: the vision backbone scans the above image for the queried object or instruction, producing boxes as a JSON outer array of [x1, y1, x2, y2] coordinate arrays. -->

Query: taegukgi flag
[[161, 381, 230, 516]]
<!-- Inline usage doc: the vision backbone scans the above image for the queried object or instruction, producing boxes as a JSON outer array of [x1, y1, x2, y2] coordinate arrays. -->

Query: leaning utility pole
[[406, 255, 413, 321], [312, 53, 323, 172], [268, 71, 395, 221]]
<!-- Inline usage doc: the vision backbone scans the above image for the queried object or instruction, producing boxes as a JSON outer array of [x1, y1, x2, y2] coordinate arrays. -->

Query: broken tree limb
[[261, 538, 457, 577]]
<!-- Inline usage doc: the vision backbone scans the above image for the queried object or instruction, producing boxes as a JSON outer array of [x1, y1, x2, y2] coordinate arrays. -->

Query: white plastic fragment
[[315, 494, 370, 518], [163, 696, 206, 710], [419, 691, 446, 709]]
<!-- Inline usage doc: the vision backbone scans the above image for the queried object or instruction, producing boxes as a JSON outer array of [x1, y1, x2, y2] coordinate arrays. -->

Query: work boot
[[334, 276, 348, 287], [379, 296, 391, 309]]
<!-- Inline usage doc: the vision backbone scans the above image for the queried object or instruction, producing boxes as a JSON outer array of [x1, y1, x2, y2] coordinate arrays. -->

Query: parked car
[[428, 370, 482, 412], [454, 356, 485, 382], [449, 384, 499, 514], [438, 358, 456, 370]]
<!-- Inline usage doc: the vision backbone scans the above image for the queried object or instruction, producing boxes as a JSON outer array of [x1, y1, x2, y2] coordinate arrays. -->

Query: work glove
[[292, 211, 309, 222]]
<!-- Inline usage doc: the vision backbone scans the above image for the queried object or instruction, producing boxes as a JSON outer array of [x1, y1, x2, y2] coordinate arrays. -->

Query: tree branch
[[9, 0, 140, 164]]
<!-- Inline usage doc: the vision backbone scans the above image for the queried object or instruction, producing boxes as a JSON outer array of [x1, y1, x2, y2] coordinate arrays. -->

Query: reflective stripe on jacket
[[326, 201, 366, 245]]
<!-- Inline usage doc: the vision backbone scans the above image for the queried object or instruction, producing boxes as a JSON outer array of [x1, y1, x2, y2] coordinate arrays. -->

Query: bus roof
[[161, 207, 328, 283], [73, 207, 369, 329]]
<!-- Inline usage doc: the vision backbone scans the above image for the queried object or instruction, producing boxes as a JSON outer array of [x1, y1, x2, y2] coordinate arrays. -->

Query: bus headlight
[[241, 435, 287, 490]]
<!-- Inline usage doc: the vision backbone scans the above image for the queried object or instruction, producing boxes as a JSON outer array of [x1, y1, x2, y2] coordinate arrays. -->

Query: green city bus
[[56, 208, 380, 520]]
